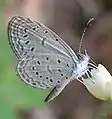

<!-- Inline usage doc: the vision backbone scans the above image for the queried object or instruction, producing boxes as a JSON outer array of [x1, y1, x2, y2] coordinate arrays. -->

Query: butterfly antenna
[[78, 18, 94, 53]]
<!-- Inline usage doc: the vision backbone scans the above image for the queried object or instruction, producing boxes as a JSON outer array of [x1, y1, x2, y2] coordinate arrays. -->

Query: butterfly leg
[[76, 75, 84, 84], [85, 70, 95, 83]]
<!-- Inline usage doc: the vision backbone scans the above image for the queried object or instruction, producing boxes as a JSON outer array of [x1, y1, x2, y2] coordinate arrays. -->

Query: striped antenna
[[78, 18, 94, 53]]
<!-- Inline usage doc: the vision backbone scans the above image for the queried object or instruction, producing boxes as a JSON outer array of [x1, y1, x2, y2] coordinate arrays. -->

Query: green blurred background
[[0, 2, 49, 119]]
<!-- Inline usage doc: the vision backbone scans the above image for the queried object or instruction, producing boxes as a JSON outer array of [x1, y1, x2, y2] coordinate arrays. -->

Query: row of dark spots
[[31, 61, 42, 70], [37, 57, 49, 65], [32, 66, 62, 83], [57, 68, 68, 79], [22, 31, 60, 53], [44, 29, 59, 42], [23, 26, 40, 51], [31, 81, 48, 88], [24, 25, 39, 32], [32, 26, 40, 31], [22, 39, 35, 52], [35, 70, 61, 84], [23, 25, 41, 33], [37, 57, 49, 62], [33, 58, 70, 67], [32, 61, 69, 77], [57, 59, 70, 68], [23, 26, 59, 43], [31, 67, 50, 81], [49, 79, 60, 83], [32, 68, 68, 85], [46, 58, 69, 75]]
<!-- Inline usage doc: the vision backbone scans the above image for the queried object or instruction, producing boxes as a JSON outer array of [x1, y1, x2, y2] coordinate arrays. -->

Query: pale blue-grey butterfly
[[8, 16, 97, 102]]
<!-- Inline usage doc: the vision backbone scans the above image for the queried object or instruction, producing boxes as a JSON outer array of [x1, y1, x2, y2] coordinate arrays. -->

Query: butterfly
[[8, 16, 97, 102]]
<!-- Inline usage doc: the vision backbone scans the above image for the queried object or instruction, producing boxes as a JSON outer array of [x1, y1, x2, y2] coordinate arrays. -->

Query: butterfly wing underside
[[8, 16, 77, 101], [8, 16, 77, 60], [17, 54, 74, 89]]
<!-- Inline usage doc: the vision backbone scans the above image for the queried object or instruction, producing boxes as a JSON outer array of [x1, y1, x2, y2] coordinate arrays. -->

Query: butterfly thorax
[[73, 53, 90, 78]]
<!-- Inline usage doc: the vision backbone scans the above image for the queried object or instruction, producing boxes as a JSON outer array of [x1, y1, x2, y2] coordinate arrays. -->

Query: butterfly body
[[8, 16, 96, 102], [72, 53, 91, 79]]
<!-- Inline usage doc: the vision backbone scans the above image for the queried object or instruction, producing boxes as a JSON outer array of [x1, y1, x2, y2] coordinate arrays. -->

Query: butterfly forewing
[[8, 16, 77, 60]]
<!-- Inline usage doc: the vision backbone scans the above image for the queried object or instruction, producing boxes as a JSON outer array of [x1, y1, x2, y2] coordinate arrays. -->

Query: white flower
[[83, 64, 112, 101]]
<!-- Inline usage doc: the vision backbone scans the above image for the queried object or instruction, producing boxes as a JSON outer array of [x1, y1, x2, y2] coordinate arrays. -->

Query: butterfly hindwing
[[17, 54, 74, 89]]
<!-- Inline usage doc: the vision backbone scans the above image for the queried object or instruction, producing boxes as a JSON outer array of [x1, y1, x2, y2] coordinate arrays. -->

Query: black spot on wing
[[46, 57, 49, 60], [31, 47, 34, 51], [23, 34, 28, 38], [25, 41, 30, 45], [37, 61, 41, 65], [36, 72, 38, 75], [50, 79, 53, 82], [58, 59, 61, 63], [40, 76, 42, 78]]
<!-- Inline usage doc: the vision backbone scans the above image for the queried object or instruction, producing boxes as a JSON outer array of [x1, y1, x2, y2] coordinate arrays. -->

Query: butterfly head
[[76, 53, 90, 75], [73, 50, 94, 79]]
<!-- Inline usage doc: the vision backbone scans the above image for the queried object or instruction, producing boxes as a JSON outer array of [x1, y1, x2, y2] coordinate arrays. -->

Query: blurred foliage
[[0, 0, 7, 9], [0, 10, 49, 119]]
